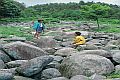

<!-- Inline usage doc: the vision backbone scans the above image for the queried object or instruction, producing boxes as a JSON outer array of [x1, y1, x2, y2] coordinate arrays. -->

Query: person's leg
[[36, 32, 40, 39], [34, 31, 37, 38]]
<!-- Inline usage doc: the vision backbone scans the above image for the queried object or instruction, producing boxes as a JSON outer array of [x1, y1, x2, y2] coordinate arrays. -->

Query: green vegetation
[[93, 18, 120, 33], [0, 0, 24, 18], [0, 0, 120, 20], [0, 26, 33, 40], [106, 72, 120, 79]]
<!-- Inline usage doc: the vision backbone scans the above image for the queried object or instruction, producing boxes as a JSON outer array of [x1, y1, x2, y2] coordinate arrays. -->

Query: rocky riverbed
[[0, 21, 120, 80]]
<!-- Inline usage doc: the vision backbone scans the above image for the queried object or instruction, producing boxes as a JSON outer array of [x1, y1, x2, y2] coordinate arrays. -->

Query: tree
[[81, 4, 111, 30], [0, 0, 22, 18]]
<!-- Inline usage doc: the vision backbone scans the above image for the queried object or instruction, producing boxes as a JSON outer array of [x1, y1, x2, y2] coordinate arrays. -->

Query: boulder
[[41, 68, 61, 80], [0, 72, 13, 80], [89, 74, 106, 80], [47, 77, 69, 80], [0, 60, 6, 69], [60, 54, 114, 78], [107, 40, 120, 46], [77, 50, 112, 58], [3, 41, 48, 60], [55, 47, 78, 57], [16, 55, 53, 77], [6, 60, 28, 68], [49, 55, 64, 63], [33, 36, 58, 48], [0, 50, 11, 63], [14, 76, 35, 80], [113, 52, 120, 63], [60, 41, 72, 47], [0, 68, 17, 75], [104, 44, 119, 50], [44, 31, 64, 37], [43, 48, 57, 55], [46, 61, 60, 69], [115, 65, 120, 73], [70, 75, 89, 80], [110, 50, 120, 56], [54, 35, 64, 41], [76, 44, 98, 51]]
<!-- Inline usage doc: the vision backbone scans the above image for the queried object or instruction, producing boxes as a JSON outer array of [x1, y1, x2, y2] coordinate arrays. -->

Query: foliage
[[81, 4, 111, 19], [23, 1, 120, 20], [0, 0, 24, 18], [0, 1, 120, 21], [80, 3, 111, 30]]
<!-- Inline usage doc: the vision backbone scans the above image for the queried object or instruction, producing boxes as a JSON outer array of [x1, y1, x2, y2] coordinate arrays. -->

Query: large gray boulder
[[77, 50, 112, 57], [16, 55, 53, 77], [6, 60, 28, 68], [76, 44, 98, 51], [55, 47, 78, 57], [60, 41, 72, 47], [0, 60, 6, 69], [70, 75, 89, 80], [115, 65, 120, 73], [0, 50, 11, 63], [47, 77, 69, 80], [49, 55, 64, 63], [113, 52, 120, 63], [104, 44, 119, 50], [3, 41, 48, 60], [107, 40, 120, 46], [104, 40, 120, 50], [33, 36, 58, 48], [41, 68, 61, 80], [0, 72, 13, 80], [60, 54, 114, 78], [110, 50, 120, 56]]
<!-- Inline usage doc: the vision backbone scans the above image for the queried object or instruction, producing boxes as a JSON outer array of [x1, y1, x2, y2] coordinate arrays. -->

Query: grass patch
[[0, 26, 33, 40], [106, 73, 120, 79]]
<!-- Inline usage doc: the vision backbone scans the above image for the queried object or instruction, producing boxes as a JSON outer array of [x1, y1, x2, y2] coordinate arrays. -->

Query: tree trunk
[[96, 17, 100, 31]]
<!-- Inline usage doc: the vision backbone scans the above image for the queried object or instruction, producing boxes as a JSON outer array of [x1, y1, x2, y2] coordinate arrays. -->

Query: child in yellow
[[72, 32, 86, 48]]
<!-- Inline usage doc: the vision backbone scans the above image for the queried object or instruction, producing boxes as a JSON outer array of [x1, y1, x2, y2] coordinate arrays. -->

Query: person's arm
[[72, 37, 77, 44], [42, 23, 46, 33]]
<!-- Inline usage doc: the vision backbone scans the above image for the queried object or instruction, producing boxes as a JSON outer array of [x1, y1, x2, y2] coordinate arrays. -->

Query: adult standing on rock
[[33, 19, 46, 39]]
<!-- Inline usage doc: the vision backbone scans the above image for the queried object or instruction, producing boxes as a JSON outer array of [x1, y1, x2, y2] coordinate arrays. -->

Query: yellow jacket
[[73, 36, 86, 45]]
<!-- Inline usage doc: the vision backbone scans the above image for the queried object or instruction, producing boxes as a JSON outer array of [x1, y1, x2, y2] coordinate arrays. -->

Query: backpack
[[32, 21, 39, 30]]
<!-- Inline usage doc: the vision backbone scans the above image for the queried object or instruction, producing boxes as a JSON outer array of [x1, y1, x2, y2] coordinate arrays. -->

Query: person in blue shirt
[[33, 19, 45, 39]]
